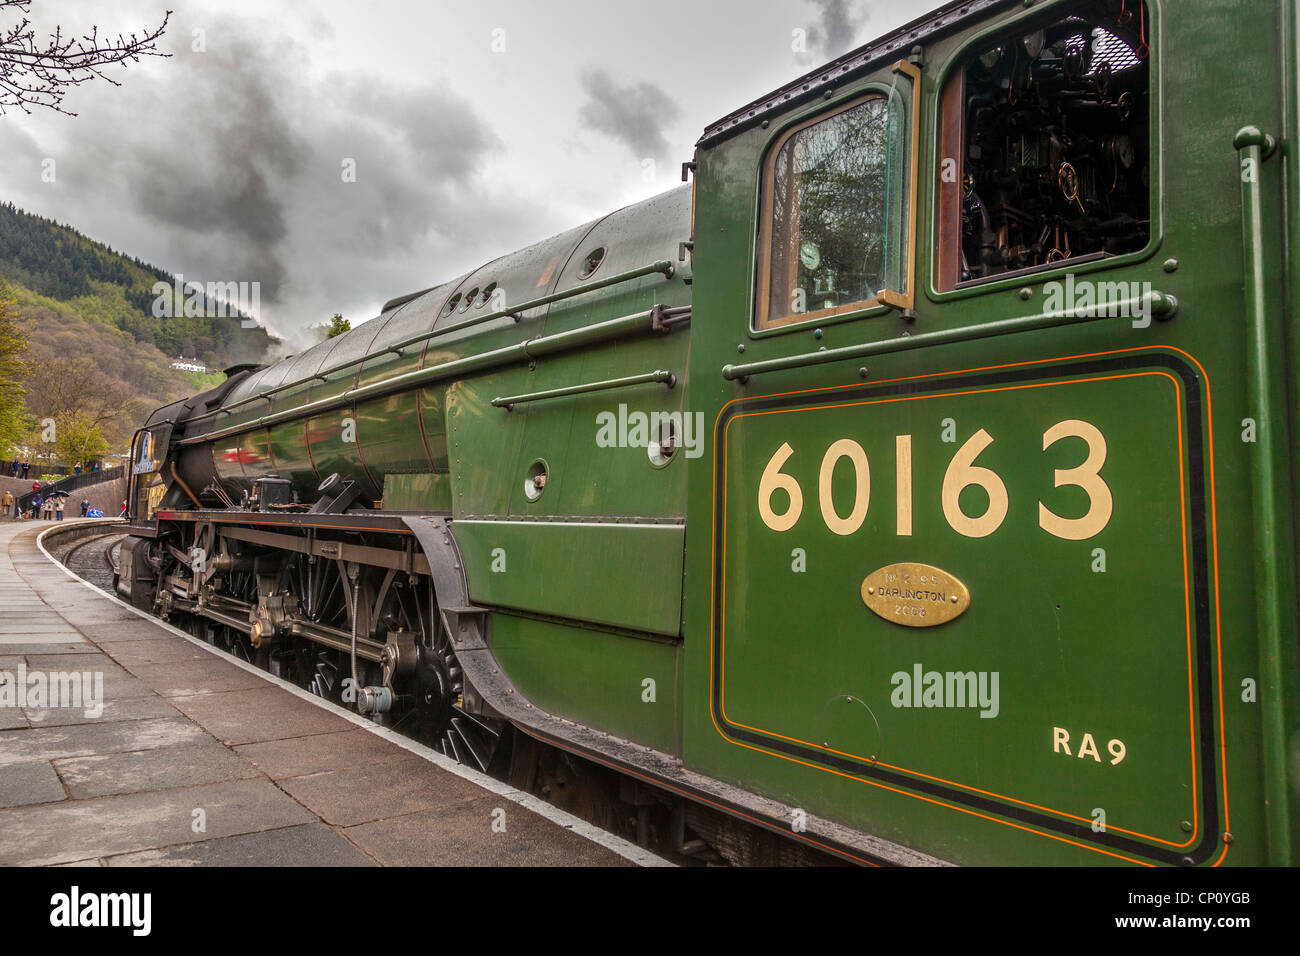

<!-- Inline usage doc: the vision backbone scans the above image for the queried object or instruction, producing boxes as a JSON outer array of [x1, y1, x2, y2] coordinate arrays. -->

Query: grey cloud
[[576, 68, 682, 164], [806, 0, 868, 59], [0, 11, 553, 348]]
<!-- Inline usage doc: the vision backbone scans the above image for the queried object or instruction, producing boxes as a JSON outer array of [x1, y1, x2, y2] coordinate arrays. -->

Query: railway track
[[55, 530, 125, 593]]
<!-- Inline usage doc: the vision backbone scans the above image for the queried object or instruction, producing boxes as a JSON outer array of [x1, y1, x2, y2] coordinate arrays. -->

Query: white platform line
[[35, 524, 674, 868]]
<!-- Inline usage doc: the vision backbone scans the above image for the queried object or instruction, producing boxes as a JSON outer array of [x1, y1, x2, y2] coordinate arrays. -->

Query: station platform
[[0, 520, 660, 867]]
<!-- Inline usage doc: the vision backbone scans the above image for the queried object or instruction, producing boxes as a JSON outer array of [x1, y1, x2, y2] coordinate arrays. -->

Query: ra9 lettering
[[757, 420, 1112, 540]]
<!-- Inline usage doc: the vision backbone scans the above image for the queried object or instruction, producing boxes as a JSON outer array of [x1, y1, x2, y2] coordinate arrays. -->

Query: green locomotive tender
[[120, 0, 1300, 865]]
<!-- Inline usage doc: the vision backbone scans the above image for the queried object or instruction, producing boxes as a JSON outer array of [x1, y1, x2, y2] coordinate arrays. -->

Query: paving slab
[[276, 756, 488, 827], [343, 795, 632, 867], [0, 643, 89, 655], [130, 658, 272, 697], [0, 632, 85, 645], [235, 729, 412, 780], [98, 639, 213, 667], [0, 717, 210, 768], [104, 823, 376, 867], [168, 686, 355, 745], [0, 619, 75, 630], [24, 694, 180, 727], [87, 673, 157, 700], [54, 739, 262, 799], [0, 760, 66, 808], [76, 622, 180, 643], [23, 653, 132, 677], [0, 779, 317, 866]]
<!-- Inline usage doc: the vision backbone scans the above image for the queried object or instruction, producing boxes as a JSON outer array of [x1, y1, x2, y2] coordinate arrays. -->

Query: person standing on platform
[[20, 459, 29, 479], [1, 490, 12, 518], [54, 496, 65, 521], [80, 498, 89, 518]]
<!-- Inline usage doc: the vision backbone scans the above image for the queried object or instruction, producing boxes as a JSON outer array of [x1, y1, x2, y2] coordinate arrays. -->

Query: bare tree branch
[[0, 0, 171, 115]]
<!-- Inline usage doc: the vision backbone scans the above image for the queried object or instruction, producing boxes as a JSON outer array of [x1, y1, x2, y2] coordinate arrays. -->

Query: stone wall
[[0, 475, 127, 519]]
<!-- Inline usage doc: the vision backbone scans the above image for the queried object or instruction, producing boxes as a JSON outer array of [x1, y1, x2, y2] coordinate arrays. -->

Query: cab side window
[[756, 93, 907, 330], [936, 0, 1152, 290]]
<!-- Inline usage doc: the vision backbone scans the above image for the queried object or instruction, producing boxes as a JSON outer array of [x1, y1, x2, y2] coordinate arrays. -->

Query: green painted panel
[[383, 472, 452, 512], [238, 430, 275, 482], [454, 519, 684, 636], [266, 421, 317, 499], [717, 369, 1195, 847], [489, 613, 680, 754], [442, 370, 533, 517], [306, 410, 381, 501], [504, 334, 692, 521], [354, 392, 432, 482], [417, 386, 450, 471], [211, 438, 246, 487]]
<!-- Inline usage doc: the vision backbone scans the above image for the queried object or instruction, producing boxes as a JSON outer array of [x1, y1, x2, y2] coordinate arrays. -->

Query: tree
[[310, 313, 351, 342], [0, 0, 171, 115], [22, 350, 136, 441], [52, 408, 107, 466], [0, 280, 29, 456], [326, 313, 350, 339]]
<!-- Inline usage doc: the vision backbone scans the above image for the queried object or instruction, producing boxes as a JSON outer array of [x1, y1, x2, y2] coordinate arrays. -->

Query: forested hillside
[[0, 202, 275, 368], [0, 201, 280, 466]]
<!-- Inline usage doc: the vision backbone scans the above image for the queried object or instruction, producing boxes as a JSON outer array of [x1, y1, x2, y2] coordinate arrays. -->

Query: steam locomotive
[[117, 0, 1300, 865]]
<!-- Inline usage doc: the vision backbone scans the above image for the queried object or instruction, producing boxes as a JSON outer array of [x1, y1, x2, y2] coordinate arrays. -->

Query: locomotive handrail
[[720, 291, 1180, 382], [1233, 123, 1292, 866], [223, 259, 678, 413], [491, 370, 676, 411], [178, 305, 689, 446]]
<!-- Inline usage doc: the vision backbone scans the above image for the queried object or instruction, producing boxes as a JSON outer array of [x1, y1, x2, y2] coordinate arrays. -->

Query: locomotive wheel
[[387, 578, 504, 773], [295, 641, 345, 703]]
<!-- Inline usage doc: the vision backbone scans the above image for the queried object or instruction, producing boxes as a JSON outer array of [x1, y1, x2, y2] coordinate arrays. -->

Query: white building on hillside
[[171, 356, 207, 373]]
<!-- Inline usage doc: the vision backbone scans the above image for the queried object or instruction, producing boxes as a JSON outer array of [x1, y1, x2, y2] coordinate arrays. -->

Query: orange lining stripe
[[719, 371, 1197, 847]]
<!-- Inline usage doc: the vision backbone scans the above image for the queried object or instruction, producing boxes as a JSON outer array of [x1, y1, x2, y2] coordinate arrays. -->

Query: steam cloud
[[577, 68, 683, 165], [0, 9, 545, 347], [807, 0, 868, 59]]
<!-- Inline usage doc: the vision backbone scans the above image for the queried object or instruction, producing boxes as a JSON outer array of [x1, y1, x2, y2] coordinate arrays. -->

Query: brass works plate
[[861, 563, 970, 628]]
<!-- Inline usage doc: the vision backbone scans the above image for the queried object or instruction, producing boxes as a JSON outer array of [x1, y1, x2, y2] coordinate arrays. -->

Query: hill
[[0, 201, 276, 369], [0, 201, 280, 465]]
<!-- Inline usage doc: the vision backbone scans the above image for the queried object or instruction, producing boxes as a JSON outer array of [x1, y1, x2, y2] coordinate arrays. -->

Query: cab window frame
[[752, 70, 918, 333], [927, 0, 1163, 302]]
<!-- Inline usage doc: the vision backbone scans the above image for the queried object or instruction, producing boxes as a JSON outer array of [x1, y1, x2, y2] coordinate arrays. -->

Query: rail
[[492, 370, 676, 411], [1233, 123, 1293, 866], [179, 305, 691, 446], [721, 292, 1180, 383]]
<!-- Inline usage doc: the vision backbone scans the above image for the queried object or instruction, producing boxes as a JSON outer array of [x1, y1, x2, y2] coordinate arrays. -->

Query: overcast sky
[[0, 0, 945, 347]]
